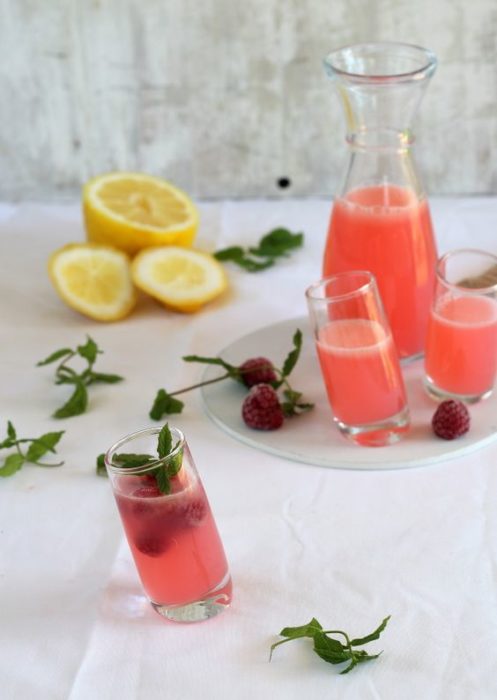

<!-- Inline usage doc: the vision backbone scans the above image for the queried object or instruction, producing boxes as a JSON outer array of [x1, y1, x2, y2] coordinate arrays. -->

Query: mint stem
[[168, 371, 232, 397]]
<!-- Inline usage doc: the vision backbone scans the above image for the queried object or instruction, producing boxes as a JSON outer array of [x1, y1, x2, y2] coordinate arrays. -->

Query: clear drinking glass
[[424, 248, 497, 403], [105, 426, 232, 622], [322, 42, 438, 361], [306, 271, 410, 446]]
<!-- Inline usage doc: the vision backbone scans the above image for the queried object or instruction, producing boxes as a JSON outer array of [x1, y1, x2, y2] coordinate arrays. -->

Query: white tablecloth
[[2, 197, 497, 699]]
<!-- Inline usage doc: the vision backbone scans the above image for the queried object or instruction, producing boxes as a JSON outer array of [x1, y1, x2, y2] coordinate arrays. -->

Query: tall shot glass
[[306, 271, 410, 446], [424, 248, 497, 403], [105, 426, 232, 622]]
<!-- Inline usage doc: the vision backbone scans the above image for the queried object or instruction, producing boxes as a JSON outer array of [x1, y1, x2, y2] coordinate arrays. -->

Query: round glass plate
[[200, 317, 497, 470]]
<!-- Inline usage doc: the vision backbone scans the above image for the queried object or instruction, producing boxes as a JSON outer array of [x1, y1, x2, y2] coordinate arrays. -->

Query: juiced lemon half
[[83, 172, 199, 255], [131, 246, 227, 313], [48, 243, 136, 321]]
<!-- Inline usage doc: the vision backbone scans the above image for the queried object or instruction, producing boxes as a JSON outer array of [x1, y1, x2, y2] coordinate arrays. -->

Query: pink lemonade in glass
[[106, 427, 232, 622], [425, 295, 497, 399], [323, 185, 438, 360], [306, 271, 410, 446], [316, 319, 407, 426]]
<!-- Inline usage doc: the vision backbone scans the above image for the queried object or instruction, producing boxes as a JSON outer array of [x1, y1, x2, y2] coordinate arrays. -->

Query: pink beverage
[[425, 295, 497, 398], [106, 426, 231, 622], [114, 468, 231, 608], [316, 318, 407, 426], [323, 185, 438, 359]]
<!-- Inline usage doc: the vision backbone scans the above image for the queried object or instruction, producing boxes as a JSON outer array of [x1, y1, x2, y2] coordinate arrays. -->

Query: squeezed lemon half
[[48, 243, 137, 321], [83, 172, 199, 255], [131, 246, 228, 313]]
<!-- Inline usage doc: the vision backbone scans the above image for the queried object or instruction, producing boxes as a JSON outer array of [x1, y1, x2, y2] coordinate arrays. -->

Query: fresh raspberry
[[182, 498, 207, 526], [133, 533, 168, 557], [132, 485, 161, 498], [242, 383, 284, 430], [432, 400, 470, 439], [239, 356, 277, 387]]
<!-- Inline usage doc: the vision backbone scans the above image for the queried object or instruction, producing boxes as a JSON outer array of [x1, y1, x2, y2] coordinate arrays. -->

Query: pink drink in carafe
[[324, 184, 437, 358], [323, 42, 438, 360]]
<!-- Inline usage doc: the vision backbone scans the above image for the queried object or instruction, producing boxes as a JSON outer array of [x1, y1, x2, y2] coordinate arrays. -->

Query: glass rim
[[104, 425, 185, 475], [437, 248, 497, 293], [305, 271, 375, 304], [324, 41, 437, 83]]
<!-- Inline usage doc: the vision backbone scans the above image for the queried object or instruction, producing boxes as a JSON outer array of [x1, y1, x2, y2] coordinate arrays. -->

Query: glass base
[[335, 406, 410, 447], [400, 350, 424, 366], [150, 573, 232, 623], [424, 376, 493, 404]]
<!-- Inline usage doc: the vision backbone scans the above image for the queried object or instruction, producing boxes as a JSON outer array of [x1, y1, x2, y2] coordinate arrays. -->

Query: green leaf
[[96, 453, 107, 477], [0, 453, 24, 477], [270, 618, 324, 660], [281, 388, 314, 417], [281, 329, 303, 378], [313, 633, 349, 665], [54, 366, 79, 384], [279, 618, 323, 639], [166, 443, 183, 477], [25, 431, 64, 462], [88, 372, 124, 384], [214, 246, 274, 272], [113, 453, 157, 468], [350, 616, 391, 646], [53, 381, 88, 418], [270, 615, 390, 676], [213, 246, 245, 261], [157, 424, 172, 459], [77, 336, 100, 365], [149, 389, 184, 421], [249, 228, 303, 259], [36, 348, 73, 366], [155, 466, 171, 494], [0, 421, 17, 449], [7, 421, 17, 440]]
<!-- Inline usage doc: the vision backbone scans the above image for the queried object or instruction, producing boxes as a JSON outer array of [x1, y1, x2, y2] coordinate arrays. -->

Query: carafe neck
[[325, 42, 437, 145]]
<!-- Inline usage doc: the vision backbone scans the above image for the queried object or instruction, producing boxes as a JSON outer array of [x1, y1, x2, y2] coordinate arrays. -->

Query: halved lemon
[[83, 172, 199, 256], [48, 244, 137, 321], [131, 246, 228, 313]]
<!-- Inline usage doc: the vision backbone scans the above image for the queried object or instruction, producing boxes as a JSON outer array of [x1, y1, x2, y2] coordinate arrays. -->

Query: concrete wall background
[[1, 0, 496, 200]]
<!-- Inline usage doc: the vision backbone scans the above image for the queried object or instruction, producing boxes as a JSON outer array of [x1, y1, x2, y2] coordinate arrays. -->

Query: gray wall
[[1, 0, 496, 200]]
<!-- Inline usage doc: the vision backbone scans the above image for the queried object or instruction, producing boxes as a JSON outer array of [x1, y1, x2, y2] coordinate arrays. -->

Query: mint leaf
[[53, 380, 88, 418], [157, 424, 173, 459], [77, 336, 100, 364], [149, 389, 184, 420], [213, 246, 245, 261], [281, 389, 314, 417], [7, 421, 16, 440], [249, 228, 303, 258], [96, 453, 107, 476], [213, 246, 275, 272], [0, 422, 64, 476], [281, 329, 303, 378], [113, 453, 156, 468], [26, 431, 64, 462], [279, 618, 323, 639], [270, 616, 390, 676], [38, 337, 122, 418], [88, 372, 124, 384], [215, 228, 304, 273], [36, 348, 73, 366], [350, 616, 391, 646], [313, 634, 349, 664], [155, 466, 171, 494], [0, 453, 24, 477]]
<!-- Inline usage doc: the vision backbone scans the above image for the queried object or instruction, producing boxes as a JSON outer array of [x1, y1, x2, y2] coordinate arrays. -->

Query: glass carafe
[[322, 42, 438, 360]]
